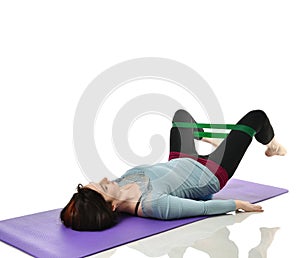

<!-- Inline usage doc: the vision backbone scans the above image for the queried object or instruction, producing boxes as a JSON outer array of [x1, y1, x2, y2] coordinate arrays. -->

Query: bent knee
[[172, 109, 193, 122], [246, 109, 268, 120]]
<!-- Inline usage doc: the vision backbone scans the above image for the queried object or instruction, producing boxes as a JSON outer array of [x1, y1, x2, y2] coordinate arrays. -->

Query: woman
[[60, 110, 286, 231]]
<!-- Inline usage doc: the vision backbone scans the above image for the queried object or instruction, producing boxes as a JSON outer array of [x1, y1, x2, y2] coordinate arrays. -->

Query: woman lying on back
[[60, 109, 286, 231]]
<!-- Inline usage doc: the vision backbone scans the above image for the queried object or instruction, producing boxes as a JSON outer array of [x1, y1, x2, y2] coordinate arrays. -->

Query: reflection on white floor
[[130, 214, 279, 258]]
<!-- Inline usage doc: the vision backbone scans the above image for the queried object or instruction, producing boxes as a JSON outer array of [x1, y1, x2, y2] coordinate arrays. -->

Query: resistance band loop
[[172, 122, 256, 138]]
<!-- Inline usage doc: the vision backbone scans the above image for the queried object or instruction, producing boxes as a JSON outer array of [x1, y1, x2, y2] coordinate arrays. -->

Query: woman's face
[[85, 178, 120, 202]]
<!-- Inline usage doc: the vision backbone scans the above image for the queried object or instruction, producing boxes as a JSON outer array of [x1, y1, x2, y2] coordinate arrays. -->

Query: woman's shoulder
[[121, 166, 145, 177]]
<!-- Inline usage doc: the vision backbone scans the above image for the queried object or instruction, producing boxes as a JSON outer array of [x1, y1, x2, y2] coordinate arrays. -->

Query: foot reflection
[[248, 227, 280, 258]]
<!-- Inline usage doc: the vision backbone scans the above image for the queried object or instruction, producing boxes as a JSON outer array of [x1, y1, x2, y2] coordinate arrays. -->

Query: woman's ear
[[111, 201, 118, 212]]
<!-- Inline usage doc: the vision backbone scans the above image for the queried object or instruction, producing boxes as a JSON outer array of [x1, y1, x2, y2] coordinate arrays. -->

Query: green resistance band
[[172, 122, 256, 139]]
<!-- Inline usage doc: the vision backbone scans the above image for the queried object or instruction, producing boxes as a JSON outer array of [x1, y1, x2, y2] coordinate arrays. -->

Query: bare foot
[[265, 139, 287, 157]]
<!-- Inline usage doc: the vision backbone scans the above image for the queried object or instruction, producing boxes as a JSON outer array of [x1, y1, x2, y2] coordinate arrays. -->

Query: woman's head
[[60, 184, 118, 231]]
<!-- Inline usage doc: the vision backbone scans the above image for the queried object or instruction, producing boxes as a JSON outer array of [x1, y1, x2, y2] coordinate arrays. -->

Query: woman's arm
[[150, 195, 263, 220], [152, 194, 236, 220]]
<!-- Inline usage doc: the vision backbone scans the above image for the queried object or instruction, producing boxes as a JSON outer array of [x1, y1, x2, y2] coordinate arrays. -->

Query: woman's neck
[[116, 183, 141, 214]]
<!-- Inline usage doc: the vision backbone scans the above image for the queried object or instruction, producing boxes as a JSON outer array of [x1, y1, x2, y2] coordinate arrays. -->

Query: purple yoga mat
[[0, 179, 288, 258]]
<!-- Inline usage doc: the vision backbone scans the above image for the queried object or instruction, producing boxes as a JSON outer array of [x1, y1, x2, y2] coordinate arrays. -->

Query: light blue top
[[114, 158, 236, 220]]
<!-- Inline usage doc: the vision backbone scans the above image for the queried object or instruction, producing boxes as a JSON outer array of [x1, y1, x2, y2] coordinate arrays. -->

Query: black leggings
[[170, 109, 274, 179]]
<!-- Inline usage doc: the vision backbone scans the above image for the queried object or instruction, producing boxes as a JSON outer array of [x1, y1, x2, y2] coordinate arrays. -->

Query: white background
[[0, 1, 299, 257]]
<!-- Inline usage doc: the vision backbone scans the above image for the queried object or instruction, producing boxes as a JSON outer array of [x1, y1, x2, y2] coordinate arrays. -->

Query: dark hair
[[60, 184, 118, 231]]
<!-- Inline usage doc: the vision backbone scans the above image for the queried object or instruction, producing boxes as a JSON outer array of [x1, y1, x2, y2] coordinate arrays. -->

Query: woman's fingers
[[236, 200, 264, 212]]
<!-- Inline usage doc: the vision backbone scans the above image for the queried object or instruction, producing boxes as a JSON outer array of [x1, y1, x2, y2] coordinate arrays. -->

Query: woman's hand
[[235, 200, 264, 212]]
